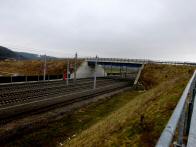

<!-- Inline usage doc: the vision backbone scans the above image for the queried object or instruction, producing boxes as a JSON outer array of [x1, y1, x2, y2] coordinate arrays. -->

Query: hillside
[[0, 59, 82, 76], [16, 52, 40, 60], [16, 52, 58, 60], [0, 46, 24, 60], [62, 64, 194, 147], [0, 45, 57, 60]]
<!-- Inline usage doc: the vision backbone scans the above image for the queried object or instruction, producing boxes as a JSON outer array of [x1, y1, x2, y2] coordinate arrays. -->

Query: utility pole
[[43, 54, 47, 81], [66, 57, 69, 86], [74, 52, 77, 84], [93, 55, 98, 89]]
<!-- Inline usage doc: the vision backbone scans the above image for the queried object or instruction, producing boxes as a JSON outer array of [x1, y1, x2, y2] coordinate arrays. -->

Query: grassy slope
[[3, 64, 194, 147], [63, 64, 194, 147], [5, 91, 142, 147]]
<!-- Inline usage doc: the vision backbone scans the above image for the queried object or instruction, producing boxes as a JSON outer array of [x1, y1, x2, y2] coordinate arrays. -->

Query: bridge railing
[[85, 57, 148, 64], [156, 70, 196, 147], [85, 57, 196, 66]]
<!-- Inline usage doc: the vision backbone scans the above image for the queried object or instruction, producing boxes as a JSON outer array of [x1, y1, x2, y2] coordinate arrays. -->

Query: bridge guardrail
[[156, 70, 196, 147], [85, 57, 196, 66]]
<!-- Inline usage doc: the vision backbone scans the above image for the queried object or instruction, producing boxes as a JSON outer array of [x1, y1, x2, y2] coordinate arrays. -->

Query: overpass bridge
[[84, 57, 144, 85], [86, 57, 143, 68], [0, 57, 144, 121]]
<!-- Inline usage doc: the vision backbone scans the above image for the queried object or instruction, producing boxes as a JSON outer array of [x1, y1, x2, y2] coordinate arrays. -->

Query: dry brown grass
[[63, 64, 195, 147], [140, 64, 194, 89], [0, 59, 82, 76]]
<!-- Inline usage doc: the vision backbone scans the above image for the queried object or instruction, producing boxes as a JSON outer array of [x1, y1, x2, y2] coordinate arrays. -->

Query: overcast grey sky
[[0, 0, 196, 61]]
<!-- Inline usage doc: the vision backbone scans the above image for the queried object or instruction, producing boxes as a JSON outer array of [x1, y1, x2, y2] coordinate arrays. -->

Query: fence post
[[43, 54, 47, 81]]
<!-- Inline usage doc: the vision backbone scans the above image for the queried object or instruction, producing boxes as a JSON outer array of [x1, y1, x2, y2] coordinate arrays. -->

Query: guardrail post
[[176, 103, 187, 146], [186, 88, 196, 135]]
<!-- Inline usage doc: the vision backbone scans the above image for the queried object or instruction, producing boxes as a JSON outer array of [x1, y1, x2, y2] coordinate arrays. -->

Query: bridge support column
[[120, 66, 122, 77], [103, 65, 106, 77], [93, 56, 98, 89], [66, 58, 69, 86], [125, 66, 127, 78], [134, 64, 144, 85], [74, 53, 77, 84]]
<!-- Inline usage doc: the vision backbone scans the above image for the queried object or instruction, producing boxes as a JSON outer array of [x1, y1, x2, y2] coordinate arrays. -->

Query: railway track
[[0, 77, 133, 120], [0, 78, 99, 92], [0, 78, 115, 95], [0, 80, 116, 106]]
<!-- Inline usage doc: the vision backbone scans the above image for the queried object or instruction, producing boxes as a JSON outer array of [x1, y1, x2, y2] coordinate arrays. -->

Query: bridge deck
[[86, 58, 143, 67]]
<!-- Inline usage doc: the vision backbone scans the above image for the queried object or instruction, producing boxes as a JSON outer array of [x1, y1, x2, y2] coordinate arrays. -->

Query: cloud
[[0, 0, 196, 61]]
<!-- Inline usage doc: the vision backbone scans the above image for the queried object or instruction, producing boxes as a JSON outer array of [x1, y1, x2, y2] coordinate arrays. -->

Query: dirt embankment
[[140, 64, 194, 89], [63, 64, 195, 147], [0, 64, 194, 147]]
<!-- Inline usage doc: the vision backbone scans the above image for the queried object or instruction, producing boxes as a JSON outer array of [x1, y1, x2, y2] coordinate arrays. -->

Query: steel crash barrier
[[156, 70, 196, 147]]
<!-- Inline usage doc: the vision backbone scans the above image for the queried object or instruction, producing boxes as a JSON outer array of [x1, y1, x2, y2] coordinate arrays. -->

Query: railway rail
[[0, 77, 133, 120]]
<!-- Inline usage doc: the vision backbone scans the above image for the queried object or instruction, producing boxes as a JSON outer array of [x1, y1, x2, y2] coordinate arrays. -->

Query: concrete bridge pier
[[70, 61, 106, 79]]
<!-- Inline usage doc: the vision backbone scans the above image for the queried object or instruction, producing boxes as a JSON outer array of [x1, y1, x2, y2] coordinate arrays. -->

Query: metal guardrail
[[187, 85, 196, 146], [156, 71, 196, 147]]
